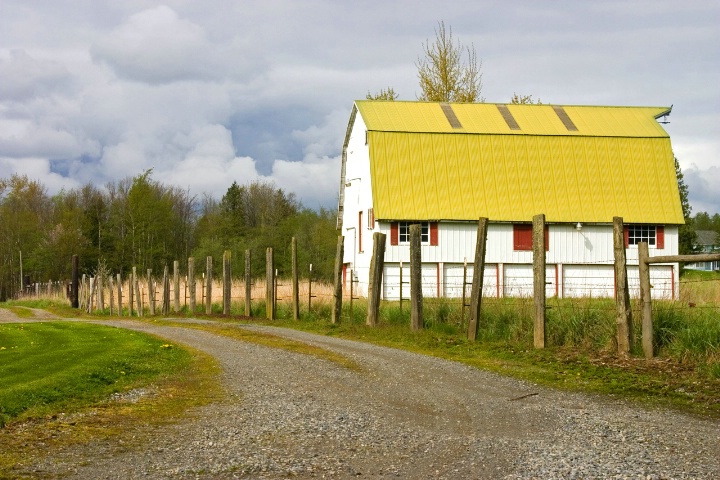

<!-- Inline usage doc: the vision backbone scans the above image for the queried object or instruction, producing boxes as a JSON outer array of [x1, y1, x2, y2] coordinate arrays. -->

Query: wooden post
[[332, 236, 344, 324], [205, 256, 213, 314], [349, 269, 354, 317], [613, 216, 633, 356], [533, 214, 546, 349], [638, 242, 653, 359], [291, 237, 300, 320], [117, 273, 123, 315], [367, 232, 387, 327], [173, 260, 180, 312], [88, 277, 95, 313], [133, 267, 142, 317], [188, 257, 196, 313], [266, 248, 275, 320], [97, 273, 104, 312], [409, 224, 423, 331], [147, 269, 155, 315], [468, 218, 489, 341], [223, 250, 231, 315], [108, 276, 115, 315], [244, 250, 251, 316], [188, 259, 196, 313], [71, 255, 79, 308], [399, 260, 403, 312], [128, 271, 134, 316], [308, 264, 313, 312], [461, 257, 468, 328], [162, 265, 170, 315]]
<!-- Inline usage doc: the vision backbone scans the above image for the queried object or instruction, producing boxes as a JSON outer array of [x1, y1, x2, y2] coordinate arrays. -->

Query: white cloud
[[0, 156, 80, 194], [0, 0, 717, 215], [291, 109, 349, 160], [0, 49, 73, 100], [271, 155, 340, 210], [90, 5, 213, 83], [0, 117, 99, 158], [683, 164, 720, 215]]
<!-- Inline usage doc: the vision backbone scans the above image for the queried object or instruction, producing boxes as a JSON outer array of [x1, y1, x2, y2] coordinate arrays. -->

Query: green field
[[0, 321, 191, 427]]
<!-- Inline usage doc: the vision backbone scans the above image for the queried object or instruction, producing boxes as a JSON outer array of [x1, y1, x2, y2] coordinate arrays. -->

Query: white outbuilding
[[337, 101, 683, 300]]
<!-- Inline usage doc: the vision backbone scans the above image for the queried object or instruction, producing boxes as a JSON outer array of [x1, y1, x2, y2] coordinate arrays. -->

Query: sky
[[0, 1, 718, 214]]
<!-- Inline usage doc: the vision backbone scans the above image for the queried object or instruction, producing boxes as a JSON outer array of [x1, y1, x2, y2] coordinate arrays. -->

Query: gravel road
[[5, 313, 720, 479]]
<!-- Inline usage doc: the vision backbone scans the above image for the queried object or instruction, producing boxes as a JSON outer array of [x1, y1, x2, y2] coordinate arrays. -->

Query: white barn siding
[[344, 206, 680, 300]]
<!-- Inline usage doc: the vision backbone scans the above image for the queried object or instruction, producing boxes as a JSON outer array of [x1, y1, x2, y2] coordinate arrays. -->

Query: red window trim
[[430, 222, 439, 246], [624, 225, 664, 248], [513, 224, 549, 251], [390, 221, 438, 246], [390, 222, 399, 245]]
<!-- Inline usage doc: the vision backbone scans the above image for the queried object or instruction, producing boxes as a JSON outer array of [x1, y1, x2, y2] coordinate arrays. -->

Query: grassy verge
[[0, 320, 222, 478]]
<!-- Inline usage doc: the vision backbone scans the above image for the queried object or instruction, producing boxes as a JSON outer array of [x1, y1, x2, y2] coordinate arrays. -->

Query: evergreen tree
[[675, 157, 696, 255]]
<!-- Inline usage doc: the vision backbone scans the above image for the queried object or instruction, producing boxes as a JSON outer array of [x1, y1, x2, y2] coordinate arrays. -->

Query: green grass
[[0, 321, 192, 427], [0, 316, 222, 477]]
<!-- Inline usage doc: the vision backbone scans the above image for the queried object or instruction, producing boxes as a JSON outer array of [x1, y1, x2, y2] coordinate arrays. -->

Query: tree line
[[0, 171, 339, 301]]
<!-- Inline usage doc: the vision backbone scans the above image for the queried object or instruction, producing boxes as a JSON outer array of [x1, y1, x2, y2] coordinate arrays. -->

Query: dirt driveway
[[2, 309, 719, 479]]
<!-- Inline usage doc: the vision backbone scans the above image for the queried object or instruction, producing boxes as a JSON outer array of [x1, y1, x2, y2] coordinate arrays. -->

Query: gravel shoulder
[[3, 311, 719, 479]]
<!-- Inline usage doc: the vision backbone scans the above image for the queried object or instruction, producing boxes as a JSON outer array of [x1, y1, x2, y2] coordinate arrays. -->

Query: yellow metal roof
[[356, 100, 672, 137], [357, 101, 683, 224]]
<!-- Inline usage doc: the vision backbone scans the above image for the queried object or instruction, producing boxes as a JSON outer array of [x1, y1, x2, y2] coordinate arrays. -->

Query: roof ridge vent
[[440, 103, 463, 129], [496, 104, 520, 130], [553, 105, 579, 131]]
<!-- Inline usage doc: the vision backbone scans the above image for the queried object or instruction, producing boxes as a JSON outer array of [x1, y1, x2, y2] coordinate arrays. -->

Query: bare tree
[[366, 87, 399, 101], [417, 21, 483, 102]]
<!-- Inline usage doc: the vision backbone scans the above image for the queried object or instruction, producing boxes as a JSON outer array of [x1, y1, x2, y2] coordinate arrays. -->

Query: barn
[[337, 101, 684, 300]]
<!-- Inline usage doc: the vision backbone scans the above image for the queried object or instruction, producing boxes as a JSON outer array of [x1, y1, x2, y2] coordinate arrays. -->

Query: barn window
[[391, 222, 438, 246], [513, 224, 549, 251], [399, 222, 428, 243], [625, 225, 664, 248]]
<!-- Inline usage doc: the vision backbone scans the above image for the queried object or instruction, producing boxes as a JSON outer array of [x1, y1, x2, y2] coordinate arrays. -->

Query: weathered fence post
[[638, 242, 653, 359], [173, 260, 180, 313], [291, 238, 300, 320], [332, 236, 344, 324], [188, 257, 196, 313], [613, 216, 633, 356], [133, 267, 142, 317], [306, 264, 311, 312], [127, 272, 133, 316], [468, 218, 489, 341], [367, 232, 387, 327], [108, 276, 115, 315], [88, 277, 95, 313], [162, 265, 170, 315], [244, 250, 251, 316], [205, 256, 213, 314], [410, 224, 423, 330], [71, 255, 79, 308], [147, 269, 155, 315], [223, 251, 231, 315], [97, 273, 104, 313], [117, 273, 123, 315], [266, 248, 275, 320], [533, 214, 546, 349]]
